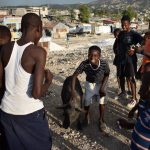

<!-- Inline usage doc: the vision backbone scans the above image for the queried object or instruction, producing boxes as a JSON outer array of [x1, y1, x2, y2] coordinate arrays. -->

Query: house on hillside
[[103, 19, 116, 32], [91, 23, 111, 34], [44, 22, 69, 39], [12, 8, 27, 16]]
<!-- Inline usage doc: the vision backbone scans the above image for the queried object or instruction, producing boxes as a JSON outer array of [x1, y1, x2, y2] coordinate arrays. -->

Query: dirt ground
[[43, 34, 142, 150]]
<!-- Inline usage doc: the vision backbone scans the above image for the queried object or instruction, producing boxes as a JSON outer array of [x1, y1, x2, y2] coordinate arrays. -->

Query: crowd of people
[[0, 13, 150, 150]]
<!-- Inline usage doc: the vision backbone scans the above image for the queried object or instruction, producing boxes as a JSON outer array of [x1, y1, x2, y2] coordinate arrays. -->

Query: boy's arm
[[137, 47, 150, 58], [71, 72, 80, 97], [99, 75, 109, 97], [32, 47, 53, 99], [99, 61, 110, 97], [71, 61, 84, 98], [128, 45, 150, 57], [0, 50, 3, 88]]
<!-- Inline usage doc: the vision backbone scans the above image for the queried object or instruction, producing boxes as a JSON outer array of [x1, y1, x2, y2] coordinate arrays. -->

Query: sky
[[0, 0, 94, 6]]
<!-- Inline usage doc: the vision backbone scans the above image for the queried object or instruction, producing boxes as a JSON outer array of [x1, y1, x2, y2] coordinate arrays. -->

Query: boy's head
[[121, 15, 131, 31], [88, 45, 101, 64], [140, 62, 150, 99], [0, 25, 11, 46], [143, 31, 150, 45], [114, 28, 121, 38], [21, 13, 42, 45]]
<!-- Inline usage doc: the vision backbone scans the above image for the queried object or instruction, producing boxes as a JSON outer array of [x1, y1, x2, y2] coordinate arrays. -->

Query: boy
[[0, 25, 11, 150], [129, 31, 150, 73], [0, 25, 11, 101], [0, 13, 53, 150], [113, 28, 121, 91], [113, 28, 131, 95], [71, 45, 110, 132], [130, 62, 150, 149], [117, 15, 143, 108], [0, 25, 11, 46]]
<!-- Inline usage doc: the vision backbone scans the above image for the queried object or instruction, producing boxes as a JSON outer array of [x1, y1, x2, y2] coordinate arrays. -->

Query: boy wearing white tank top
[[0, 13, 53, 150]]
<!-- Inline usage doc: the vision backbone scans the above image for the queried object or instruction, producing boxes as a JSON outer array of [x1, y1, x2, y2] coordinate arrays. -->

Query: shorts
[[117, 61, 137, 77], [84, 81, 107, 106], [0, 109, 52, 150]]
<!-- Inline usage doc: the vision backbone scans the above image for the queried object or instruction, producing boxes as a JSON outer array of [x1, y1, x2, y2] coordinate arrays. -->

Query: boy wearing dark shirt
[[113, 28, 131, 95], [117, 16, 143, 108], [71, 45, 110, 132]]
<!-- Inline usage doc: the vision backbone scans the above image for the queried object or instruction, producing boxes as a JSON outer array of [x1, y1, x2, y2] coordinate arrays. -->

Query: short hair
[[88, 45, 101, 55], [121, 15, 131, 23], [21, 13, 42, 32], [114, 28, 121, 35], [144, 31, 150, 39], [0, 25, 11, 41]]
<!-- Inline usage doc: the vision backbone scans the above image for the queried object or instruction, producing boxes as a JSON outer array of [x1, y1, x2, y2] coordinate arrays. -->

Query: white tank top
[[1, 42, 44, 115]]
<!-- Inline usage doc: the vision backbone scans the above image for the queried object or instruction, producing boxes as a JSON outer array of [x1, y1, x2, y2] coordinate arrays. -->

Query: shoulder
[[27, 45, 47, 59], [80, 59, 89, 65], [83, 59, 89, 64], [1, 41, 15, 57], [118, 31, 125, 40], [28, 44, 46, 54], [100, 59, 108, 65], [1, 41, 14, 52], [118, 31, 124, 36], [131, 30, 141, 37], [100, 59, 109, 68]]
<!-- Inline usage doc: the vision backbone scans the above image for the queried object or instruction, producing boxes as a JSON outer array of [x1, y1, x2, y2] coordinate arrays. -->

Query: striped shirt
[[131, 100, 150, 150], [75, 59, 110, 84]]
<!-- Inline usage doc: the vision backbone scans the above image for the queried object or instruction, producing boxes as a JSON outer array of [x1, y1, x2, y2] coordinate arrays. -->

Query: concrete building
[[0, 9, 9, 16], [11, 6, 48, 18]]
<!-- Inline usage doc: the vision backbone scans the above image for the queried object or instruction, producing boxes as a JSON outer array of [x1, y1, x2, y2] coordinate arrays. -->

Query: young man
[[113, 28, 131, 95], [129, 31, 150, 72], [130, 62, 150, 150], [113, 28, 121, 91], [117, 15, 143, 108], [0, 13, 53, 150], [71, 45, 110, 132], [0, 25, 11, 150], [0, 25, 11, 102]]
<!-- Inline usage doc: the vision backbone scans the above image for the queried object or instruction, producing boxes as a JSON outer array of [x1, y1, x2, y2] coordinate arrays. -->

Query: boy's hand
[[99, 88, 106, 97], [45, 69, 53, 84], [128, 47, 135, 56]]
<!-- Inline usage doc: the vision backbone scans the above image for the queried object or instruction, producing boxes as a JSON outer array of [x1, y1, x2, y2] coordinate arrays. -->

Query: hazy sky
[[0, 0, 94, 6]]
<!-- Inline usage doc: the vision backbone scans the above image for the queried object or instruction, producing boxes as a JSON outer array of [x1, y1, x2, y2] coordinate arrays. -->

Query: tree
[[122, 6, 137, 21], [70, 9, 76, 22], [79, 4, 90, 23]]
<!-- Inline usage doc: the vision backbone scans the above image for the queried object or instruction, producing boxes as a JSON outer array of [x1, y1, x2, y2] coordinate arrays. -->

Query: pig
[[57, 76, 84, 129]]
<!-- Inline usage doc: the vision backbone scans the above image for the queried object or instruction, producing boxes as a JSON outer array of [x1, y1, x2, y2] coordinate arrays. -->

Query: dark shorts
[[117, 61, 137, 77], [0, 109, 52, 150]]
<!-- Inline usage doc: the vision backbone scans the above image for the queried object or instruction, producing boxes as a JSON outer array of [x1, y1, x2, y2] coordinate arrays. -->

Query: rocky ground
[[43, 34, 142, 150]]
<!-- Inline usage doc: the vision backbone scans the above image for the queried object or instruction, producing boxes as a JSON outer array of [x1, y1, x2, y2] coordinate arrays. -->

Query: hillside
[[89, 0, 149, 9]]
